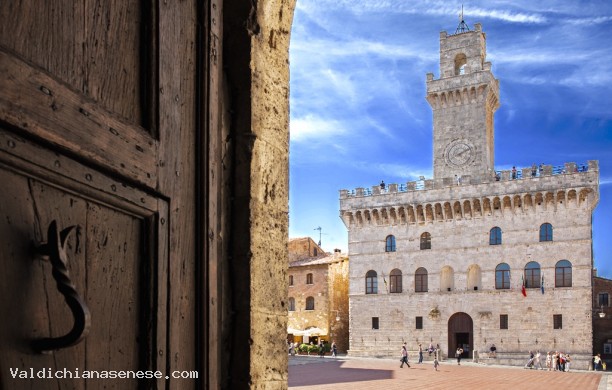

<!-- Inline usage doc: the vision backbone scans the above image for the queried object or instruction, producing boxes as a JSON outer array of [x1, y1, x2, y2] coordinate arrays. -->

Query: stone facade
[[339, 23, 599, 370], [288, 249, 350, 353], [593, 276, 612, 368]]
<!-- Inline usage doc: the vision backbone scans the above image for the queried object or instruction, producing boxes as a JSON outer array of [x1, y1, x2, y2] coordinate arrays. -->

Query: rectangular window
[[553, 314, 562, 329], [500, 314, 508, 329], [372, 317, 379, 330], [289, 275, 293, 286], [599, 292, 609, 307], [416, 316, 423, 329], [604, 343, 612, 354]]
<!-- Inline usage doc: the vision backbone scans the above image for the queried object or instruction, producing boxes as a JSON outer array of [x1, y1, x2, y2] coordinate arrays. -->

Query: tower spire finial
[[455, 5, 470, 34]]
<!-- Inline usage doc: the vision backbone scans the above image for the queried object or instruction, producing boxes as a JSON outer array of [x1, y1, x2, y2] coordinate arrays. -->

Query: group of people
[[400, 342, 442, 371], [524, 350, 573, 371], [288, 340, 338, 357]]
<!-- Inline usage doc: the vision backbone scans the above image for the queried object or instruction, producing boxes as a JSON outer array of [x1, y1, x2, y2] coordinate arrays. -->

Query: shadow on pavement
[[288, 360, 393, 387]]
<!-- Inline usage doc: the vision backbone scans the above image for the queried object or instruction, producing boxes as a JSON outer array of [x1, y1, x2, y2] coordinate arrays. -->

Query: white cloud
[[290, 115, 347, 142], [297, 0, 548, 24]]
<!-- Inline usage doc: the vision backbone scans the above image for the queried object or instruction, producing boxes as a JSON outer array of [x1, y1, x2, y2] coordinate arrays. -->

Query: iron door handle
[[33, 220, 91, 353]]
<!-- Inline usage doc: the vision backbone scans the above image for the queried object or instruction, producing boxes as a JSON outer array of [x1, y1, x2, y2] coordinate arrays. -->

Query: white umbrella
[[287, 327, 304, 336], [303, 327, 325, 336]]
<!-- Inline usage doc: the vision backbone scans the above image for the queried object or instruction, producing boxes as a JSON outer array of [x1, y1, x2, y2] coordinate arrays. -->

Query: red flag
[[521, 275, 527, 297]]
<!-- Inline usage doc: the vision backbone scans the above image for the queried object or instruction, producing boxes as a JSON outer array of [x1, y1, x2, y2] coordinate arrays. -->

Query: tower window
[[555, 260, 572, 287], [495, 263, 510, 289], [489, 227, 502, 245], [454, 53, 467, 75], [389, 269, 402, 293], [524, 261, 541, 288], [415, 267, 428, 292], [366, 270, 378, 294], [540, 223, 553, 242], [385, 235, 396, 252], [420, 232, 431, 250]]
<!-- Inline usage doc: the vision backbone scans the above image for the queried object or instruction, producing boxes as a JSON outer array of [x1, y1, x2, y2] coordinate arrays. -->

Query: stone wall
[[223, 0, 296, 388]]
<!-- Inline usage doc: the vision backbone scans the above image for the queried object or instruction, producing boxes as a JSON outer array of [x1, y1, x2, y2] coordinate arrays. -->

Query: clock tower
[[426, 22, 499, 181]]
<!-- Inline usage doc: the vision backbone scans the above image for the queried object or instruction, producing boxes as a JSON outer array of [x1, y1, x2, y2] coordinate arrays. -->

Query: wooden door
[[448, 312, 473, 359], [0, 1, 208, 388]]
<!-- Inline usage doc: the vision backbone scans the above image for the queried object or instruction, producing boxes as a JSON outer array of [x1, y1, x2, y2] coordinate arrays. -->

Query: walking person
[[455, 346, 464, 365], [331, 341, 337, 358], [534, 350, 543, 370], [546, 351, 552, 371], [433, 348, 440, 371], [418, 343, 423, 364], [400, 342, 410, 368], [594, 353, 602, 371], [524, 351, 534, 369]]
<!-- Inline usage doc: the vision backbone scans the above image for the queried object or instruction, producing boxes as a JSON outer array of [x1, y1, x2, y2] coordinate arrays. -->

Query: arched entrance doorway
[[448, 312, 473, 359]]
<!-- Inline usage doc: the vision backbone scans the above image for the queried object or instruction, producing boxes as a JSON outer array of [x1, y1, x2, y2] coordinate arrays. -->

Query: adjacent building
[[339, 21, 599, 369], [593, 275, 612, 368], [287, 238, 349, 352]]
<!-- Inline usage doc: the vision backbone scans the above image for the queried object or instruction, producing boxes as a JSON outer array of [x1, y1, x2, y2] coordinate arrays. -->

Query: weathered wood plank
[[85, 203, 142, 389], [0, 0, 148, 126], [0, 48, 158, 189], [0, 129, 157, 213], [157, 1, 198, 388]]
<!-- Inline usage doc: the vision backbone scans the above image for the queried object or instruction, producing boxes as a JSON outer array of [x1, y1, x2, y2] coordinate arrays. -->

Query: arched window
[[415, 267, 428, 292], [455, 53, 467, 75], [306, 273, 313, 284], [524, 261, 541, 288], [489, 227, 502, 245], [288, 297, 295, 311], [389, 269, 402, 293], [305, 296, 314, 310], [495, 263, 510, 289], [540, 223, 553, 242], [385, 235, 396, 252], [365, 270, 378, 294], [420, 232, 431, 250], [555, 260, 572, 287]]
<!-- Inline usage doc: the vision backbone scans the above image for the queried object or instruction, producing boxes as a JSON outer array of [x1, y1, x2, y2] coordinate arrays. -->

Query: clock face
[[446, 142, 473, 167]]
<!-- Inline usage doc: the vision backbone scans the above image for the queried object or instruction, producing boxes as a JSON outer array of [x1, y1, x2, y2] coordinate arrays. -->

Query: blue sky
[[288, 0, 612, 279]]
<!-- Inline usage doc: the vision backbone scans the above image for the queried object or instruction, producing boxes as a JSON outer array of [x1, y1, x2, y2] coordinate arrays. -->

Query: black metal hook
[[32, 220, 90, 353]]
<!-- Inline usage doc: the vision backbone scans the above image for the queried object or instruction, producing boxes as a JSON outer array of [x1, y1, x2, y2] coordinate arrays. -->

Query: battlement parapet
[[339, 161, 598, 202]]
